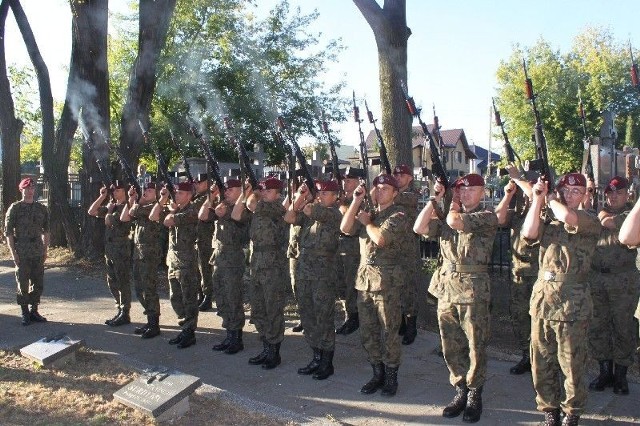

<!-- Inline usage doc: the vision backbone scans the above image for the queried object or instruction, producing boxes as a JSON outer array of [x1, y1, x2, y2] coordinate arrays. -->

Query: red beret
[[19, 177, 35, 189], [455, 173, 485, 188], [176, 182, 193, 192], [605, 176, 628, 193], [373, 173, 399, 189], [315, 180, 340, 192], [393, 164, 412, 176], [258, 177, 283, 190], [224, 179, 242, 189], [557, 173, 586, 188]]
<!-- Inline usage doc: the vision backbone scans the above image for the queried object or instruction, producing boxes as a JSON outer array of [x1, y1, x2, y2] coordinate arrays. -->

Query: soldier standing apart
[[521, 173, 601, 426], [192, 174, 215, 311], [494, 165, 537, 375], [199, 179, 250, 354], [414, 174, 497, 423], [88, 181, 133, 327], [588, 176, 638, 395], [285, 180, 341, 380], [120, 182, 163, 339], [392, 164, 421, 345], [150, 182, 199, 348], [335, 169, 362, 335], [5, 177, 50, 326], [341, 174, 410, 396], [232, 177, 287, 369]]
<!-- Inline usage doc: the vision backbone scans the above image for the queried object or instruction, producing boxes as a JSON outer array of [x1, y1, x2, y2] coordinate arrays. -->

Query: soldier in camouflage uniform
[[341, 173, 410, 397], [335, 169, 362, 335], [150, 182, 199, 349], [415, 174, 498, 423], [285, 180, 341, 380], [199, 179, 250, 354], [88, 180, 133, 327], [120, 181, 163, 339], [391, 165, 421, 345], [495, 166, 538, 375], [191, 174, 215, 311], [587, 177, 638, 395], [522, 173, 601, 426], [232, 177, 288, 369], [5, 177, 50, 326]]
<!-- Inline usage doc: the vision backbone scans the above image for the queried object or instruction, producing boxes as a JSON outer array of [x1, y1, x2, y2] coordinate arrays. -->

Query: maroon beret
[[315, 180, 340, 192], [604, 176, 628, 193], [224, 179, 242, 189], [557, 173, 586, 188], [455, 173, 485, 188], [258, 177, 283, 190], [373, 173, 399, 189], [19, 177, 35, 189], [176, 182, 193, 192], [393, 164, 412, 176]]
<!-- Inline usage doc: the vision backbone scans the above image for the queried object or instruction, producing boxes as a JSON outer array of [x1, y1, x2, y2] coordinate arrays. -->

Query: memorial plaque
[[20, 334, 84, 367], [113, 367, 202, 419]]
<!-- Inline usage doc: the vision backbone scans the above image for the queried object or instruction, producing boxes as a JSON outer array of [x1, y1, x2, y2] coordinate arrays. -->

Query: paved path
[[0, 262, 638, 425]]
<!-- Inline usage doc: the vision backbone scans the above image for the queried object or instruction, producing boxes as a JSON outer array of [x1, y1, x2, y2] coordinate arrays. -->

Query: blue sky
[[5, 0, 640, 155]]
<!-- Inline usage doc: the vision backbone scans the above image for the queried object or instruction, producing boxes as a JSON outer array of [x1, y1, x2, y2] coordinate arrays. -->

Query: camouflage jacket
[[208, 200, 250, 267], [97, 204, 132, 259], [590, 206, 636, 272], [338, 198, 360, 255], [4, 200, 50, 256], [166, 202, 199, 269], [193, 193, 215, 245], [129, 202, 165, 260], [427, 206, 498, 304], [529, 209, 601, 321], [395, 188, 420, 224], [249, 200, 287, 266], [295, 203, 341, 259], [507, 210, 540, 277]]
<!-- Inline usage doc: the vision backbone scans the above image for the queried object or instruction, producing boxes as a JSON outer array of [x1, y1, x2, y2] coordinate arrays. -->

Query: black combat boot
[[20, 305, 31, 326], [561, 414, 580, 426], [224, 330, 244, 354], [298, 347, 322, 375], [510, 350, 531, 375], [380, 365, 398, 396], [312, 350, 334, 380], [543, 408, 561, 426], [360, 362, 385, 394], [402, 315, 417, 345], [589, 360, 614, 391], [613, 364, 629, 395], [442, 382, 468, 418], [292, 322, 304, 332], [105, 308, 121, 326], [262, 342, 281, 370], [169, 330, 185, 345], [336, 313, 359, 335], [462, 386, 483, 423], [177, 329, 196, 349], [134, 317, 149, 335], [29, 305, 47, 323], [249, 338, 269, 365], [198, 295, 212, 312], [212, 330, 232, 351], [398, 314, 407, 336], [109, 308, 131, 327], [141, 315, 160, 339]]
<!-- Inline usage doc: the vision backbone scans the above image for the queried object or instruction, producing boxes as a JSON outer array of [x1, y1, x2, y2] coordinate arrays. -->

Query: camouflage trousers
[[132, 254, 161, 317], [509, 274, 536, 352], [357, 277, 403, 367], [168, 264, 199, 331], [213, 265, 246, 331], [438, 299, 490, 389], [250, 261, 287, 344], [296, 256, 336, 351], [106, 255, 132, 310], [14, 255, 44, 306], [588, 271, 639, 366], [336, 253, 359, 316], [197, 240, 213, 297], [531, 317, 589, 415], [401, 256, 421, 316]]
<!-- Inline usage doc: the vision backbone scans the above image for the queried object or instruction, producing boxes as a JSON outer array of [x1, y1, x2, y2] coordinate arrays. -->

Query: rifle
[[364, 100, 392, 175], [223, 117, 259, 189], [78, 118, 115, 201], [170, 130, 194, 184], [97, 128, 142, 200], [579, 90, 597, 203], [630, 41, 639, 94], [352, 92, 375, 212], [320, 116, 343, 193], [276, 115, 315, 196], [492, 97, 525, 211], [522, 59, 555, 193], [189, 126, 226, 194], [431, 105, 449, 171], [138, 120, 176, 202]]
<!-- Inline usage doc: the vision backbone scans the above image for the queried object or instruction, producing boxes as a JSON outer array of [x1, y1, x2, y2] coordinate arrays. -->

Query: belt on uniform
[[539, 270, 587, 282], [15, 237, 37, 243], [444, 263, 488, 273], [300, 248, 334, 257]]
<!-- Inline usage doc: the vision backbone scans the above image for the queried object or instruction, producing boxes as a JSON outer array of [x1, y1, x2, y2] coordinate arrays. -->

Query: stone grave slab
[[20, 333, 84, 368], [113, 367, 202, 420]]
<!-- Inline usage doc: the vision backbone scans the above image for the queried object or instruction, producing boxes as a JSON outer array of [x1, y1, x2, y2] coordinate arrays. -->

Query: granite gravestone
[[20, 333, 84, 368]]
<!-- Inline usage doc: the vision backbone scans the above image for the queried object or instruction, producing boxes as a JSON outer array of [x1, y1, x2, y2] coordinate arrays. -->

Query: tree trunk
[[119, 0, 176, 167], [353, 0, 412, 167], [0, 0, 22, 219]]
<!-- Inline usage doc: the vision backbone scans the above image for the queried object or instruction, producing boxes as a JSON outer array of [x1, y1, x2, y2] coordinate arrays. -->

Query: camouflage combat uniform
[[529, 210, 600, 416], [293, 203, 341, 352], [394, 189, 421, 317], [427, 206, 498, 389], [4, 200, 50, 306], [589, 206, 639, 367], [356, 204, 411, 367], [166, 203, 199, 331], [337, 197, 360, 319], [248, 200, 288, 344], [193, 193, 214, 299]]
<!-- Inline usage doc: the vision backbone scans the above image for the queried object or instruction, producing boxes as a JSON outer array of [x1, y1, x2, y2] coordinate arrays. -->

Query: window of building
[[456, 151, 462, 163]]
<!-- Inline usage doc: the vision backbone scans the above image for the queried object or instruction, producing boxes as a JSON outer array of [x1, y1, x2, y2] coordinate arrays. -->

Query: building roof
[[470, 144, 501, 169]]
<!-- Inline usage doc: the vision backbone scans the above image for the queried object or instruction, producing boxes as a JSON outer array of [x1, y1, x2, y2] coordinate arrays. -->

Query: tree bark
[[353, 0, 412, 167]]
